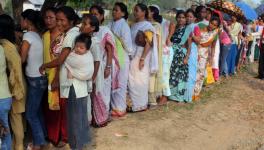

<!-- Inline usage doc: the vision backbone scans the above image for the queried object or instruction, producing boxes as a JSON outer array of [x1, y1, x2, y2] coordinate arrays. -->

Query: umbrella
[[206, 0, 244, 19], [235, 2, 258, 20], [256, 4, 264, 16], [213, 10, 224, 23]]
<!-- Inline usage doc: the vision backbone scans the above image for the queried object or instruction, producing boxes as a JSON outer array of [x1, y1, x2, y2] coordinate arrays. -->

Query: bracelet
[[140, 57, 145, 61], [106, 65, 111, 68]]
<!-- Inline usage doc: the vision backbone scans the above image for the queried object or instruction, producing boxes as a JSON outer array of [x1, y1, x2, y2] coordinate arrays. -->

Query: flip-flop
[[112, 111, 127, 117], [56, 141, 67, 148]]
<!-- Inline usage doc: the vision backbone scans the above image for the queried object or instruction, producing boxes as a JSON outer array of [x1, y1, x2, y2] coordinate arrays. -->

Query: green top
[[0, 45, 11, 99]]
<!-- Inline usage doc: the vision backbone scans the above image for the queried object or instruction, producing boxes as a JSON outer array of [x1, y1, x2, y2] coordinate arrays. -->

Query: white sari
[[108, 18, 133, 115], [161, 19, 173, 96], [93, 26, 119, 113], [128, 20, 158, 111]]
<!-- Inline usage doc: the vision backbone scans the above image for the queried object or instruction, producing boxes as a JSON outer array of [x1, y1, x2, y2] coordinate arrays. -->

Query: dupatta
[[131, 20, 159, 73], [43, 31, 64, 110], [97, 26, 120, 91]]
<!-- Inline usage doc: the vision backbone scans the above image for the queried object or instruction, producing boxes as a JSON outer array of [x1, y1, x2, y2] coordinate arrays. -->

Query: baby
[[65, 33, 94, 81]]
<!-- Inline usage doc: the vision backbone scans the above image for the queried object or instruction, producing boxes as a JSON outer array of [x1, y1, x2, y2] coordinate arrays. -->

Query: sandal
[[56, 141, 67, 148]]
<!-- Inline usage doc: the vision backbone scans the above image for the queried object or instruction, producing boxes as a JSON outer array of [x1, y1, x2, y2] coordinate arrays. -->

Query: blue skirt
[[185, 43, 198, 102], [67, 86, 91, 149]]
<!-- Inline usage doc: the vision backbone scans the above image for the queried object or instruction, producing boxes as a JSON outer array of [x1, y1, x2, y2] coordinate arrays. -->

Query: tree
[[41, 0, 67, 12], [0, 3, 3, 14], [12, 0, 24, 23], [66, 0, 90, 10]]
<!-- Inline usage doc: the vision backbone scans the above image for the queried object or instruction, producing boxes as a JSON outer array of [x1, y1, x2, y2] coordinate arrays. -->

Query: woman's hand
[[51, 77, 59, 91], [183, 57, 188, 65], [139, 59, 145, 70], [104, 67, 111, 79], [39, 65, 46, 75], [208, 57, 213, 66], [92, 76, 96, 83], [166, 38, 172, 46]]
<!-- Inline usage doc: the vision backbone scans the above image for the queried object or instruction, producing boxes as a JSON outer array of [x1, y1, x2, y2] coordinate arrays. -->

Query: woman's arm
[[192, 35, 201, 45], [200, 34, 217, 47], [92, 61, 100, 82], [51, 67, 60, 91], [166, 22, 176, 46], [121, 23, 134, 54], [39, 48, 71, 74], [238, 31, 242, 48], [184, 37, 192, 65], [200, 41, 213, 47], [139, 40, 151, 70], [104, 42, 113, 78], [20, 40, 30, 63]]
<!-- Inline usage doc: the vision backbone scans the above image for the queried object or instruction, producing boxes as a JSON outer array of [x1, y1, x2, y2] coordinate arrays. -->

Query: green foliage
[[65, 0, 161, 10], [3, 0, 13, 16], [66, 0, 90, 9]]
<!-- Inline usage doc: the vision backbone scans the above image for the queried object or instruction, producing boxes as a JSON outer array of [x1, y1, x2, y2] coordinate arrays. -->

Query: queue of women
[[0, 2, 263, 150]]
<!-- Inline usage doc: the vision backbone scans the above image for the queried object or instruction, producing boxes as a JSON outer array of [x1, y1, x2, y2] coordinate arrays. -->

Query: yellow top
[[0, 39, 26, 113], [0, 45, 11, 99]]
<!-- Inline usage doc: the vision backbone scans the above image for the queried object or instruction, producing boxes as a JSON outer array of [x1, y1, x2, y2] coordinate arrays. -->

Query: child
[[65, 35, 94, 81], [60, 33, 94, 150]]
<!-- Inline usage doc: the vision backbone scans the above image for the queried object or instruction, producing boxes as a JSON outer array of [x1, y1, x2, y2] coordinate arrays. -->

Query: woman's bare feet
[[32, 145, 41, 150], [158, 96, 168, 105]]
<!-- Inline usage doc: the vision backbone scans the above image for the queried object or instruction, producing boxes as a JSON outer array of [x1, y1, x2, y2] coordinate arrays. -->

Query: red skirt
[[44, 97, 68, 144]]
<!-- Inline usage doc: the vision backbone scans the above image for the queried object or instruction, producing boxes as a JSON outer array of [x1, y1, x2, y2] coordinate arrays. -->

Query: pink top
[[189, 25, 201, 38], [220, 30, 231, 45], [193, 26, 201, 36]]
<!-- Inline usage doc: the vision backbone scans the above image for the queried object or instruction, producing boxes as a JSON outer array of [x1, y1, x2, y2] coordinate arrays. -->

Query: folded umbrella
[[235, 2, 258, 20], [206, 0, 244, 19], [213, 10, 223, 23]]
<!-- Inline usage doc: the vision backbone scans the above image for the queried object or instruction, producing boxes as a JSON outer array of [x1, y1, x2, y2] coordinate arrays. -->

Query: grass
[[171, 73, 233, 113]]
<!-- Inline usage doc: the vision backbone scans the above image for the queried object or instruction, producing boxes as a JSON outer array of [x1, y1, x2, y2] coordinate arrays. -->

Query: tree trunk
[[0, 3, 3, 15], [12, 0, 24, 23]]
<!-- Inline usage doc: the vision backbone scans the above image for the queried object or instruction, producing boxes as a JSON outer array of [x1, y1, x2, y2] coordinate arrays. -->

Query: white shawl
[[65, 51, 94, 81], [131, 20, 159, 73], [59, 51, 94, 98], [108, 18, 133, 55]]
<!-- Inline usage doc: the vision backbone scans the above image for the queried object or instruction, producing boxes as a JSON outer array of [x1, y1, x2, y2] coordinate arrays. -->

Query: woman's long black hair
[[135, 3, 148, 19], [149, 6, 163, 23], [114, 2, 129, 20], [176, 10, 185, 19], [0, 14, 16, 43], [90, 5, 105, 23], [195, 5, 206, 20], [21, 9, 44, 32], [56, 6, 80, 26], [82, 14, 100, 32]]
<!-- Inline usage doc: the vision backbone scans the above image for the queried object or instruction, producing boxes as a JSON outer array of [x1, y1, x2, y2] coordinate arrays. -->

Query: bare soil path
[[94, 64, 264, 150], [44, 64, 264, 150]]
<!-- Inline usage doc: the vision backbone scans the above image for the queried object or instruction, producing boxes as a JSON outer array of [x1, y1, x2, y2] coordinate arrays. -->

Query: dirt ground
[[44, 63, 264, 150]]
